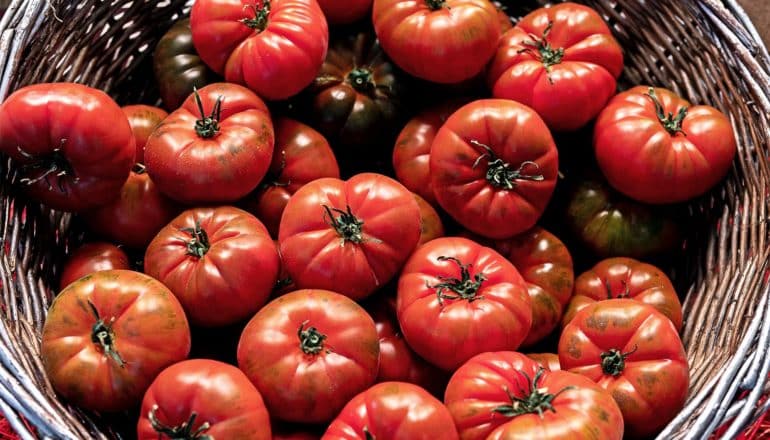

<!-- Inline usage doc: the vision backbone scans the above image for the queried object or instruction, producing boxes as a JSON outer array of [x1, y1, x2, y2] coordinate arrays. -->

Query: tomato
[[372, 0, 501, 84], [41, 270, 191, 412], [488, 3, 623, 131], [122, 105, 168, 163], [526, 353, 560, 371], [558, 299, 689, 439], [273, 242, 298, 296], [0, 83, 135, 212], [191, 0, 328, 101], [562, 257, 683, 330], [144, 83, 274, 204], [242, 118, 339, 237], [279, 173, 421, 300], [493, 1, 512, 33], [137, 359, 270, 440], [595, 86, 737, 203], [444, 351, 624, 440], [397, 237, 532, 371], [317, 0, 371, 24], [323, 382, 459, 440], [430, 99, 558, 239], [59, 243, 130, 289], [237, 289, 380, 423], [415, 193, 444, 246]]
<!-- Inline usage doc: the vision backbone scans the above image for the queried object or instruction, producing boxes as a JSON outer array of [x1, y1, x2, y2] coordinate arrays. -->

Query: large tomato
[[444, 351, 624, 440], [526, 352, 560, 371], [190, 0, 328, 101], [323, 382, 459, 440], [488, 3, 623, 131], [558, 299, 689, 439], [122, 105, 168, 163], [372, 0, 501, 84], [237, 289, 380, 423], [317, 0, 371, 24], [59, 243, 130, 289], [594, 86, 737, 203], [0, 83, 135, 211], [144, 83, 274, 204], [397, 237, 532, 371], [137, 359, 271, 440], [41, 270, 191, 412], [430, 99, 558, 239], [279, 173, 421, 300], [144, 206, 279, 327], [415, 193, 444, 246]]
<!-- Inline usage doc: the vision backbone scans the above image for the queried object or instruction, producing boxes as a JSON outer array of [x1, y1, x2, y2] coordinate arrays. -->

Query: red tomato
[[0, 83, 135, 211], [237, 289, 380, 423], [144, 83, 274, 204], [191, 0, 328, 101], [122, 104, 168, 163], [488, 3, 623, 131], [137, 359, 271, 440], [594, 86, 737, 203], [59, 242, 130, 289], [323, 382, 459, 440], [493, 1, 512, 33], [41, 270, 191, 412], [444, 351, 624, 440], [144, 206, 279, 327], [317, 0, 371, 24], [372, 0, 501, 84], [430, 99, 558, 239], [526, 352, 560, 371], [558, 299, 689, 439], [279, 173, 421, 300], [415, 193, 444, 246], [397, 237, 532, 371]]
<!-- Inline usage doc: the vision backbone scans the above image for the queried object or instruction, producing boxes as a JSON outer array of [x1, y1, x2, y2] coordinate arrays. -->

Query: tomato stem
[[181, 220, 211, 258], [646, 88, 688, 136], [298, 320, 327, 355], [600, 345, 638, 376], [518, 21, 564, 84], [429, 256, 486, 306], [347, 68, 375, 93], [148, 405, 213, 440], [425, 0, 447, 10], [87, 301, 125, 368], [323, 205, 366, 244], [471, 140, 544, 190], [492, 367, 574, 419], [16, 142, 78, 192], [241, 1, 271, 32], [193, 88, 223, 139]]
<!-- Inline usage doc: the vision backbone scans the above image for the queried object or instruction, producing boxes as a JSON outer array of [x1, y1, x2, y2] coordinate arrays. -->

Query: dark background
[[739, 0, 769, 45]]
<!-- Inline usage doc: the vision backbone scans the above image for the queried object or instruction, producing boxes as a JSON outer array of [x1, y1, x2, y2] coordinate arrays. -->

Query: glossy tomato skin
[[279, 173, 421, 300], [144, 206, 279, 327], [0, 83, 135, 212], [444, 351, 624, 440], [430, 99, 558, 239], [123, 105, 168, 162], [488, 3, 623, 131], [415, 193, 444, 246], [237, 290, 380, 423], [526, 352, 560, 371], [594, 86, 737, 203], [558, 300, 689, 439], [372, 0, 501, 84], [397, 237, 532, 371], [191, 0, 328, 101], [41, 270, 191, 413], [323, 382, 459, 440], [144, 83, 274, 204], [59, 243, 130, 289], [137, 359, 271, 440], [317, 0, 371, 24]]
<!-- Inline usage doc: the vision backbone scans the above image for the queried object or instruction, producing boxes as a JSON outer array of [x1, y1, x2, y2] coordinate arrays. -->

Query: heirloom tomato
[[526, 352, 560, 371], [316, 0, 371, 24], [59, 243, 130, 289], [415, 193, 444, 246], [122, 105, 168, 162], [493, 1, 512, 33]]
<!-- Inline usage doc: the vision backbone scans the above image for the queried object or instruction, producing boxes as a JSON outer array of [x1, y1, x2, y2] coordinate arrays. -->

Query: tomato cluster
[[0, 1, 738, 439]]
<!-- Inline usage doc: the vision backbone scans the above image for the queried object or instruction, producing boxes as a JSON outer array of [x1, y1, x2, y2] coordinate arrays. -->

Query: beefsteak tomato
[[59, 243, 130, 289], [122, 105, 168, 163]]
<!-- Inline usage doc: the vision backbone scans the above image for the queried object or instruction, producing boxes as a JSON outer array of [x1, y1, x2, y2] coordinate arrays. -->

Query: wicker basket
[[1, 0, 769, 438]]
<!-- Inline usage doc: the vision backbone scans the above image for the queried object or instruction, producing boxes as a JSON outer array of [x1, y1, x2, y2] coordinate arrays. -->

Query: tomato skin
[[488, 3, 623, 131], [122, 105, 168, 162], [191, 0, 328, 101], [558, 300, 689, 439], [526, 352, 560, 371], [41, 270, 191, 413], [137, 359, 271, 440], [323, 382, 459, 440], [372, 0, 501, 84], [493, 2, 512, 32], [397, 237, 532, 371], [144, 206, 279, 327], [430, 99, 558, 239], [237, 289, 380, 423], [415, 193, 444, 246], [594, 86, 737, 203], [0, 83, 135, 212], [59, 243, 130, 290], [317, 0, 371, 24]]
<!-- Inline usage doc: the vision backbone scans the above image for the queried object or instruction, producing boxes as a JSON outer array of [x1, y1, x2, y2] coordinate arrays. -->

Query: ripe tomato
[[444, 351, 624, 440], [317, 0, 371, 24], [41, 270, 191, 412], [191, 0, 328, 101], [558, 300, 689, 439], [144, 83, 274, 204], [59, 242, 130, 289], [242, 118, 339, 237], [0, 83, 135, 211], [144, 206, 279, 327], [488, 3, 623, 131], [372, 0, 501, 84], [237, 289, 380, 423], [279, 173, 421, 300], [397, 237, 532, 371], [526, 352, 560, 371], [430, 99, 558, 239], [493, 1, 512, 33], [122, 105, 168, 163], [323, 382, 459, 440], [594, 86, 737, 203], [137, 359, 271, 440], [415, 193, 444, 246]]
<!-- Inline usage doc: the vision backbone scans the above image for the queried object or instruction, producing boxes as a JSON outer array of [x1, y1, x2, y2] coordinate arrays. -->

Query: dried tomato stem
[[429, 256, 486, 306], [88, 301, 125, 368], [471, 140, 544, 190], [241, 1, 271, 32], [298, 321, 327, 355], [181, 220, 210, 258], [148, 405, 213, 440], [492, 367, 574, 419], [323, 205, 365, 244], [518, 21, 564, 84], [646, 87, 688, 136], [600, 345, 638, 376], [193, 88, 222, 139]]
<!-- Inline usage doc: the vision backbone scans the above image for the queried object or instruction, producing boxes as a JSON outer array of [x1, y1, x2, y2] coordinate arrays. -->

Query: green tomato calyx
[[646, 88, 688, 136], [16, 142, 78, 192], [323, 205, 365, 244], [492, 367, 574, 419], [601, 345, 638, 376], [193, 88, 223, 139], [181, 220, 211, 258], [148, 405, 213, 440], [241, 0, 271, 32], [348, 68, 375, 93], [425, 0, 448, 11], [88, 301, 125, 368], [430, 256, 486, 306], [471, 140, 544, 190], [518, 21, 564, 84], [298, 320, 327, 355]]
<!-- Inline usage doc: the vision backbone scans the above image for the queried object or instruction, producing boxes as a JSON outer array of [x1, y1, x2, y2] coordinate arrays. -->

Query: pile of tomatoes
[[0, 0, 738, 439]]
